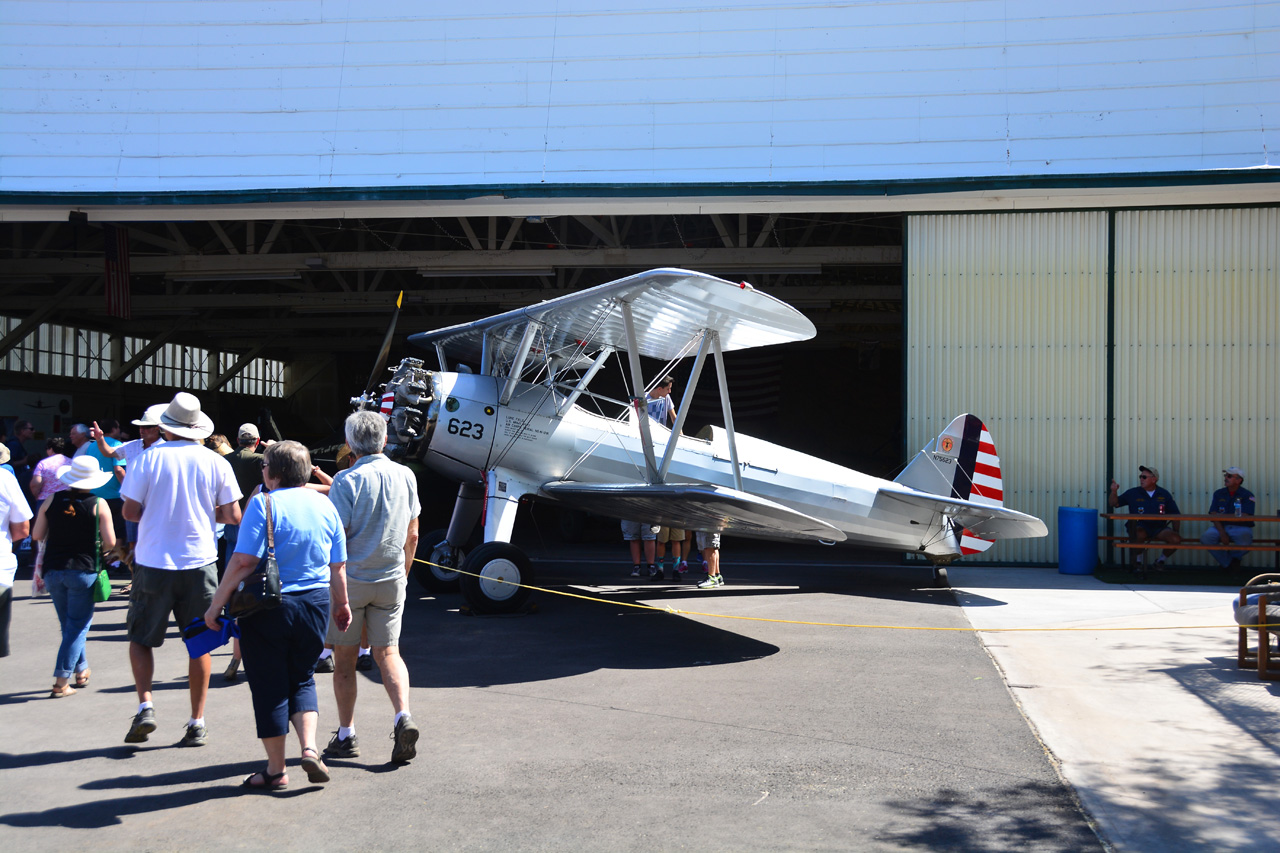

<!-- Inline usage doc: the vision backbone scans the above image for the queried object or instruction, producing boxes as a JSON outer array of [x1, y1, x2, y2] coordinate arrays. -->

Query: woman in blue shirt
[[205, 441, 351, 791]]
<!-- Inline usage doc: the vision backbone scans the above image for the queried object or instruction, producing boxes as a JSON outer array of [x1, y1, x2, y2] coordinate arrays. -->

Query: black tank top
[[43, 491, 99, 573]]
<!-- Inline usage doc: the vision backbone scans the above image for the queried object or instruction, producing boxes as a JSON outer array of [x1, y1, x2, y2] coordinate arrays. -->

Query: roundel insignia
[[445, 397, 460, 413], [940, 436, 954, 453], [484, 406, 495, 416]]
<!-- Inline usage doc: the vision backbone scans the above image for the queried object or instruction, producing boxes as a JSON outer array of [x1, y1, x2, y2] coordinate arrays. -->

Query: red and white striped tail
[[968, 425, 1004, 508], [960, 528, 996, 555]]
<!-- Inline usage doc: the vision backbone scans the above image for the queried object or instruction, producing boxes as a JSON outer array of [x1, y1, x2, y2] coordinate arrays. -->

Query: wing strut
[[711, 331, 743, 491], [619, 299, 661, 484], [499, 322, 540, 405], [556, 347, 613, 417], [658, 330, 713, 482]]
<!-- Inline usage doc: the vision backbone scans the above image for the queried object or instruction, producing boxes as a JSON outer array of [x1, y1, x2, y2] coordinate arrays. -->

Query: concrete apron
[[951, 567, 1280, 853]]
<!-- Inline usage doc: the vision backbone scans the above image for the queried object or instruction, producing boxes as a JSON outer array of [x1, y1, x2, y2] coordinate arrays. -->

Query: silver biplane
[[354, 268, 1047, 613]]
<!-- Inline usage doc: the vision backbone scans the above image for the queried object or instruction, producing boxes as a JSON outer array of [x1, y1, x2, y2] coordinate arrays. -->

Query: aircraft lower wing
[[877, 489, 1049, 540], [540, 481, 847, 543]]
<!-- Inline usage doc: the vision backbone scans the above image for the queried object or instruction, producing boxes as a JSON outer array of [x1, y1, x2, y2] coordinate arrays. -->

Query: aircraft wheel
[[933, 566, 950, 588], [460, 542, 535, 614], [412, 528, 462, 593]]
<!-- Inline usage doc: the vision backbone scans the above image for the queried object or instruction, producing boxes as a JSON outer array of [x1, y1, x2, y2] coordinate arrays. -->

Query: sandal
[[74, 668, 91, 688], [300, 748, 330, 784], [241, 769, 288, 791], [49, 684, 76, 698]]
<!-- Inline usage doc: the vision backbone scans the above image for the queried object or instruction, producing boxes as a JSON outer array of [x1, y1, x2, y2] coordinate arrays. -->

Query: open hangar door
[[0, 210, 905, 528]]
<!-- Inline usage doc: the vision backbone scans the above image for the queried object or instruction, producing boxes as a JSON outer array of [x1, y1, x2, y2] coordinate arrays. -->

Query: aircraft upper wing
[[408, 268, 816, 366], [540, 481, 846, 543]]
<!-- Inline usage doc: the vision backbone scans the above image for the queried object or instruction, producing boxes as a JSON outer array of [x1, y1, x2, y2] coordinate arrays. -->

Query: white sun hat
[[131, 403, 168, 427], [158, 392, 215, 440], [57, 456, 113, 491]]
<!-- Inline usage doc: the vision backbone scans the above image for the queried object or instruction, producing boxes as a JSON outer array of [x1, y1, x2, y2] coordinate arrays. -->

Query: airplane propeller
[[360, 291, 404, 400]]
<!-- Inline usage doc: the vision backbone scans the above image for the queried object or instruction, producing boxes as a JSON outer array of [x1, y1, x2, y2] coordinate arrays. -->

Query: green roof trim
[[2, 169, 1278, 208]]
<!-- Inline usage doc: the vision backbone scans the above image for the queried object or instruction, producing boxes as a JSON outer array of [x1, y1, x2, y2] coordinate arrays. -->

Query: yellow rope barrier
[[415, 557, 1275, 634]]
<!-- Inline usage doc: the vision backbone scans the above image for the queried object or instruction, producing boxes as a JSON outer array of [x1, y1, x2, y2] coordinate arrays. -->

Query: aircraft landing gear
[[932, 566, 950, 588], [411, 528, 462, 593], [460, 542, 536, 614]]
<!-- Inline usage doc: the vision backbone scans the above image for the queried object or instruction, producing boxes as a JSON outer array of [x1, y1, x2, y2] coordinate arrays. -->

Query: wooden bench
[[1100, 514, 1280, 570], [1236, 574, 1280, 681]]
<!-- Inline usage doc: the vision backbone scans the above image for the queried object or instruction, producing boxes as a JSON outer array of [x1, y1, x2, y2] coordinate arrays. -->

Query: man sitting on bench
[[1109, 465, 1182, 569], [1201, 466, 1255, 569]]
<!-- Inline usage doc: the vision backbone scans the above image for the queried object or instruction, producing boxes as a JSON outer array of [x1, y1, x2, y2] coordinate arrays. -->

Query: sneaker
[[629, 565, 641, 578], [650, 566, 665, 581], [696, 574, 724, 589], [314, 655, 335, 674], [124, 707, 157, 744], [178, 722, 208, 748], [391, 715, 419, 764], [356, 653, 374, 672], [324, 731, 360, 758], [676, 560, 688, 575]]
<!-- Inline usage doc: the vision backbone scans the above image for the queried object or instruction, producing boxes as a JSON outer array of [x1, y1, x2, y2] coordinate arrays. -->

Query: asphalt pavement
[[0, 543, 1271, 851]]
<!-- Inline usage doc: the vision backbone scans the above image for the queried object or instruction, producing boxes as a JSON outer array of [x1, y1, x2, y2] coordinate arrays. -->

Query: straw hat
[[158, 392, 214, 440], [57, 456, 113, 491], [132, 403, 167, 427]]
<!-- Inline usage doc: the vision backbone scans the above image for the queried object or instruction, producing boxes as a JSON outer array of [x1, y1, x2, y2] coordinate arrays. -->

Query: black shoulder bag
[[226, 493, 282, 619]]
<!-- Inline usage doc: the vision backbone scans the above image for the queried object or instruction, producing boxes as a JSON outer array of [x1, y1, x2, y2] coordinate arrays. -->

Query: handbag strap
[[264, 492, 275, 555], [93, 499, 102, 573]]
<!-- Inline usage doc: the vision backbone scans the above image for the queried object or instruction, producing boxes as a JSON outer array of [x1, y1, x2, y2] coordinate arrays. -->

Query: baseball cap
[[1138, 465, 1159, 479], [1224, 466, 1245, 479], [238, 423, 260, 441]]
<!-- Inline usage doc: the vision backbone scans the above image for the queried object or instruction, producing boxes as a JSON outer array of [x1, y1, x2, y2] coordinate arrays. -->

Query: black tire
[[933, 566, 950, 588], [411, 528, 462, 593], [459, 542, 535, 615]]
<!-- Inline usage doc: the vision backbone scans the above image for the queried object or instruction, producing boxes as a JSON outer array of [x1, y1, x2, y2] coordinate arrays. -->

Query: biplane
[[353, 268, 1047, 613]]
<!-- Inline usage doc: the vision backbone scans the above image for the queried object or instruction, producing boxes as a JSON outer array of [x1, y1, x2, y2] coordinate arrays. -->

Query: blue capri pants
[[236, 587, 330, 739]]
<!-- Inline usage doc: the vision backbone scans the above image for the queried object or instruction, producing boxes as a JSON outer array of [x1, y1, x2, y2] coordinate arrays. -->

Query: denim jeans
[[45, 570, 97, 679]]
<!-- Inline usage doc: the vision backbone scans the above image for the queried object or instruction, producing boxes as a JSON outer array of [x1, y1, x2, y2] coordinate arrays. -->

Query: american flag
[[103, 224, 132, 319]]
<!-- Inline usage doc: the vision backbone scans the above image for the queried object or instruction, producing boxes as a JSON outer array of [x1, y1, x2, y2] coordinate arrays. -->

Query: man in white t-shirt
[[120, 393, 241, 748], [92, 404, 166, 574], [0, 450, 34, 658]]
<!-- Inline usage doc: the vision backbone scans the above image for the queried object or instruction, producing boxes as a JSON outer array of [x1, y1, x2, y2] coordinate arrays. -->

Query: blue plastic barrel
[[1058, 507, 1099, 575]]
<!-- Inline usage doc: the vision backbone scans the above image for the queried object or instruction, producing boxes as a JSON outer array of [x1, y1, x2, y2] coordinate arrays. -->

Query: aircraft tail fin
[[894, 414, 1005, 508]]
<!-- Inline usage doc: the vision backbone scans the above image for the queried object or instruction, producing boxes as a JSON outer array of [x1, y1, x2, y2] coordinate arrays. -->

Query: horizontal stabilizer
[[540, 481, 846, 543], [877, 488, 1048, 541]]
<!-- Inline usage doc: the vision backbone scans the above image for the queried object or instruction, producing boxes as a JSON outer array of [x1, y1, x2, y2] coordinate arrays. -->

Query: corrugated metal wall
[[2, 2, 1278, 193], [907, 212, 1109, 564], [1113, 208, 1279, 547], [908, 208, 1279, 565]]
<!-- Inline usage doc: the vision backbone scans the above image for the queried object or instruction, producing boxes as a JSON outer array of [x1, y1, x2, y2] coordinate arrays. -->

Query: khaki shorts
[[327, 575, 407, 647], [127, 562, 218, 648], [657, 526, 685, 543]]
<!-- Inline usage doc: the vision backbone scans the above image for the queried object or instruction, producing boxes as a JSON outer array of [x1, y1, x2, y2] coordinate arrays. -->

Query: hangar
[[2, 3, 1277, 562]]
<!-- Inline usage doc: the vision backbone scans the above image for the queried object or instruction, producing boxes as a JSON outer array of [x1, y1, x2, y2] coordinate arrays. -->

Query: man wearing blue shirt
[[1109, 465, 1182, 567], [1200, 466, 1255, 569]]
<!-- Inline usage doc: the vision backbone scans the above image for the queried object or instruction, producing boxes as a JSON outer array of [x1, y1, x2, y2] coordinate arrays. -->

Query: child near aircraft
[[695, 532, 723, 588], [655, 526, 686, 579], [622, 520, 659, 579]]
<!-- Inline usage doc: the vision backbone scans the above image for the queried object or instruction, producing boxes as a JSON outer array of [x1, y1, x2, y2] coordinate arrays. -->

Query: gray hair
[[345, 411, 387, 456], [70, 423, 90, 439], [263, 440, 311, 489]]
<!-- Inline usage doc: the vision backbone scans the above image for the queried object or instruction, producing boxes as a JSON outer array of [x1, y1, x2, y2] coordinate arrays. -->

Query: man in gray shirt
[[323, 411, 422, 764]]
